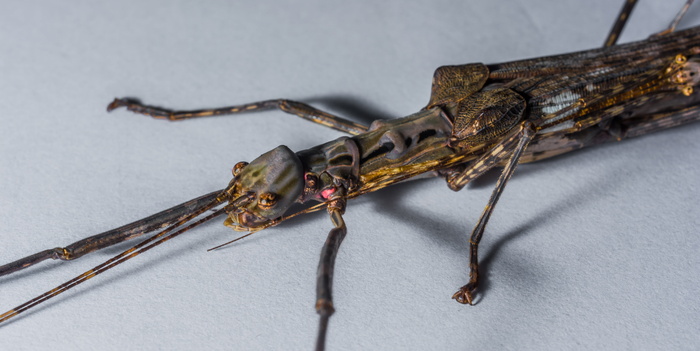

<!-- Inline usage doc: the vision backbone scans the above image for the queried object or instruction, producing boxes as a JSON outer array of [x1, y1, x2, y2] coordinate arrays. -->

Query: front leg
[[314, 195, 347, 351], [0, 190, 222, 277]]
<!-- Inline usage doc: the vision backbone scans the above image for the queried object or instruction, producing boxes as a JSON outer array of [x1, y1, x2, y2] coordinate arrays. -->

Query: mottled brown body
[[328, 26, 700, 199]]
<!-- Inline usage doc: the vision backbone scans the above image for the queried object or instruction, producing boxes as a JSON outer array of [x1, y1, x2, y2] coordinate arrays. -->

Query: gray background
[[1, 0, 699, 350]]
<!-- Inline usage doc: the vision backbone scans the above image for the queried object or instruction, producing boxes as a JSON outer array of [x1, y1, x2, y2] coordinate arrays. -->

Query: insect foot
[[106, 98, 131, 112], [105, 98, 176, 120], [452, 282, 478, 305]]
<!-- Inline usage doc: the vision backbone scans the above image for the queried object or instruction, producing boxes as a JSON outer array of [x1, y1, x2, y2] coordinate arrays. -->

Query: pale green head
[[223, 145, 305, 231]]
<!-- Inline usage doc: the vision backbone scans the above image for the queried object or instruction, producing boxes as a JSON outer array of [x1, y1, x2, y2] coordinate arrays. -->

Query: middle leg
[[448, 121, 536, 304]]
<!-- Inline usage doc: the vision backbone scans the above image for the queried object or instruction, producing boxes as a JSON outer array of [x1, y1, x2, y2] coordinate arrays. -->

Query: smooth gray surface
[[1, 1, 699, 350]]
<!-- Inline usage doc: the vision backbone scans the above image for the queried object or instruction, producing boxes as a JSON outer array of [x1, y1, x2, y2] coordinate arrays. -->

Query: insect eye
[[258, 192, 278, 209], [305, 173, 319, 190], [232, 162, 249, 177]]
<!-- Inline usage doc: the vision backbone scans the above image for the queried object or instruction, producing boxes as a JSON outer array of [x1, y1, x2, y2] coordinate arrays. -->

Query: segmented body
[[1, 3, 699, 350], [287, 26, 700, 203]]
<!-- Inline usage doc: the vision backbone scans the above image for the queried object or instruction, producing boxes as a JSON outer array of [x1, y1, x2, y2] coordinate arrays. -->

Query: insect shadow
[[306, 95, 397, 125]]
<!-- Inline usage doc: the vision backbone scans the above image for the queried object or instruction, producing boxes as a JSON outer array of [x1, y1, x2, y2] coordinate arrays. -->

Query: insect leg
[[107, 98, 369, 135], [449, 121, 536, 305], [449, 104, 700, 304], [653, 0, 695, 37], [603, 0, 638, 47], [315, 197, 347, 351], [0, 189, 222, 278], [445, 122, 533, 192]]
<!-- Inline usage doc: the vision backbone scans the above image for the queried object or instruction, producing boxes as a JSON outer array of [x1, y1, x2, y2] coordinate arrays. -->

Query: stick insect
[[1, 0, 700, 351]]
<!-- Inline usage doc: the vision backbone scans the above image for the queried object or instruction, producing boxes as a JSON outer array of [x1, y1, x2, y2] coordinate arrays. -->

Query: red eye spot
[[321, 188, 335, 199]]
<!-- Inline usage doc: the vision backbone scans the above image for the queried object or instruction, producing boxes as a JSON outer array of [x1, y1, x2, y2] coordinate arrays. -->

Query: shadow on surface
[[307, 94, 397, 125]]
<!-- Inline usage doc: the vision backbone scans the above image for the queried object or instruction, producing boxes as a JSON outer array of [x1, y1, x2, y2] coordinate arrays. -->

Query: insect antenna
[[207, 201, 329, 251], [0, 194, 227, 324], [207, 232, 255, 251]]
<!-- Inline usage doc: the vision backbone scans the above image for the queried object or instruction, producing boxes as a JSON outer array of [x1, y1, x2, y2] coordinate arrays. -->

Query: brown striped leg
[[0, 201, 227, 324], [0, 190, 222, 278], [107, 98, 369, 135], [315, 197, 347, 351], [603, 0, 638, 47], [449, 121, 536, 305]]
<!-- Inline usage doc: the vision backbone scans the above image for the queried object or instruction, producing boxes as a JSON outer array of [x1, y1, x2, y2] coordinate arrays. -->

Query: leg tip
[[106, 98, 126, 112], [452, 283, 477, 305]]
